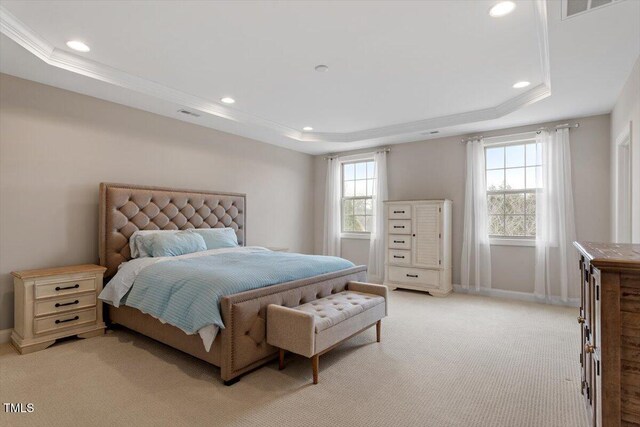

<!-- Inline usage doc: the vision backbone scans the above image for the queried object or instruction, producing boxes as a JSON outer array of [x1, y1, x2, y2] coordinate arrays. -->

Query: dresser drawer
[[389, 220, 411, 234], [389, 250, 411, 265], [388, 266, 439, 287], [389, 235, 411, 249], [34, 292, 96, 317], [34, 278, 96, 300], [33, 308, 96, 335], [388, 205, 411, 220]]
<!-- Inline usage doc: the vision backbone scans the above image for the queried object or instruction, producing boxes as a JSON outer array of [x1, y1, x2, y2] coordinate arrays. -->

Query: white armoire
[[383, 200, 452, 296]]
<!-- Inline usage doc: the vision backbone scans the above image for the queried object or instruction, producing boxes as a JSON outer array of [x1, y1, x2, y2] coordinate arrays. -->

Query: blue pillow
[[148, 231, 207, 257], [192, 228, 239, 250]]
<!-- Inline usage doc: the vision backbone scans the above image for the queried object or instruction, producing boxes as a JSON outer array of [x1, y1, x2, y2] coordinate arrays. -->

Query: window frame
[[340, 155, 375, 239], [484, 136, 540, 246]]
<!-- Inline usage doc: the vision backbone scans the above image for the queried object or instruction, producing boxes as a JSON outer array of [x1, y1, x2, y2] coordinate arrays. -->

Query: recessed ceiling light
[[220, 97, 235, 104], [303, 126, 313, 131], [315, 65, 329, 72], [512, 81, 531, 89], [66, 40, 90, 52], [489, 1, 516, 17]]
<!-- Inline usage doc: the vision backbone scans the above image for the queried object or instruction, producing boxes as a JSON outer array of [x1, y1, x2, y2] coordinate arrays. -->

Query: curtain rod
[[323, 147, 390, 160], [460, 123, 580, 144]]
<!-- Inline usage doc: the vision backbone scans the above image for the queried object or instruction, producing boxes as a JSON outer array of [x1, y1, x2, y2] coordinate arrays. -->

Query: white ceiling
[[1, 0, 638, 155]]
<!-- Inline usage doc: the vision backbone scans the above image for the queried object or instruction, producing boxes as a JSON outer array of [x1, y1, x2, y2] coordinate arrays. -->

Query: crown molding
[[0, 4, 551, 145]]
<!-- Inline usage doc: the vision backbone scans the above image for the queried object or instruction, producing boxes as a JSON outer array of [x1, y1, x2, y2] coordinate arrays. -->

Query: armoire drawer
[[389, 250, 411, 265], [388, 220, 411, 234], [389, 235, 411, 250], [388, 266, 439, 287], [388, 205, 411, 220]]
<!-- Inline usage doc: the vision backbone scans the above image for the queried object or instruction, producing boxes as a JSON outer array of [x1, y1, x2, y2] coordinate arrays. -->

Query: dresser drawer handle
[[55, 315, 79, 324], [393, 225, 405, 229], [393, 255, 405, 259], [406, 274, 419, 278], [393, 210, 405, 214], [393, 240, 405, 244], [55, 300, 79, 308], [55, 284, 80, 291]]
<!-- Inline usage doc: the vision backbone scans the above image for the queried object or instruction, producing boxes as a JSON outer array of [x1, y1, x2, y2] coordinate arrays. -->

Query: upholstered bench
[[267, 281, 387, 384]]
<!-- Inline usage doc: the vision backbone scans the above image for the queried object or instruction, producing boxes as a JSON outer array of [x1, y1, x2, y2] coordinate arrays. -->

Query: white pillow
[[129, 230, 179, 258]]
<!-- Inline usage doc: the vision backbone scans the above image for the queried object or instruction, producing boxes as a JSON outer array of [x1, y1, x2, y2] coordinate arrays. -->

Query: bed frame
[[98, 183, 367, 384]]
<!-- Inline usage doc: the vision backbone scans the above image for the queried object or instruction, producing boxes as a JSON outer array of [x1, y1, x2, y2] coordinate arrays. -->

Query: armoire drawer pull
[[393, 255, 405, 259], [55, 284, 80, 291], [55, 300, 79, 308], [406, 274, 419, 278], [393, 210, 405, 214], [393, 240, 405, 244], [394, 225, 405, 229], [55, 315, 79, 324]]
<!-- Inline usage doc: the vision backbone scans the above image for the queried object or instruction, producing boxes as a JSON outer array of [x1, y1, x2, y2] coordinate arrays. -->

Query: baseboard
[[453, 285, 579, 307], [0, 328, 12, 344]]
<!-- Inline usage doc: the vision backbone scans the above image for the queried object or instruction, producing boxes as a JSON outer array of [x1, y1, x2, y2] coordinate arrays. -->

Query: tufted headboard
[[99, 183, 246, 277]]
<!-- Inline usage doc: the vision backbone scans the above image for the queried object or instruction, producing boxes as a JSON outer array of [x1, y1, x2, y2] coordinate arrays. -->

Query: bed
[[98, 183, 367, 384]]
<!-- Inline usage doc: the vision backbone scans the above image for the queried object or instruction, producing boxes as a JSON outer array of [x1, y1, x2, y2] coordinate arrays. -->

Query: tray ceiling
[[0, 0, 638, 154]]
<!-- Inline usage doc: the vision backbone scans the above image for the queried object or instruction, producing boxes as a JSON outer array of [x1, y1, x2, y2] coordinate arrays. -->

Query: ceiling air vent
[[178, 109, 200, 117], [562, 0, 625, 20]]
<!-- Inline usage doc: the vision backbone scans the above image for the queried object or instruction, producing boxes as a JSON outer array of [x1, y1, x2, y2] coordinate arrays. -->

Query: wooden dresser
[[11, 264, 107, 354], [384, 200, 452, 296], [574, 242, 640, 427]]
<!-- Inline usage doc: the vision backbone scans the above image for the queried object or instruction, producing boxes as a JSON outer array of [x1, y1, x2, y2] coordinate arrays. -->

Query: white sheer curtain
[[534, 128, 577, 302], [323, 157, 341, 257], [461, 138, 492, 291], [367, 151, 388, 283]]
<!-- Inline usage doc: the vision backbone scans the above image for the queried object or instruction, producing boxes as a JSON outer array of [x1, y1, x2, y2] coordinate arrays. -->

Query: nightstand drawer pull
[[55, 284, 80, 291], [393, 255, 405, 259], [393, 240, 405, 244], [55, 315, 79, 324], [55, 300, 79, 308], [393, 210, 405, 214], [406, 274, 419, 278], [394, 225, 405, 229]]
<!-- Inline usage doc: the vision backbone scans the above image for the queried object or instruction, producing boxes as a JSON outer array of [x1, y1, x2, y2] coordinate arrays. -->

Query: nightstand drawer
[[33, 308, 96, 335], [34, 292, 96, 317], [34, 278, 96, 300]]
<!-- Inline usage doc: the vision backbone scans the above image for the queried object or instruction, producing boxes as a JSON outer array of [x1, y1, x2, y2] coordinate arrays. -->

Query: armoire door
[[411, 204, 440, 268]]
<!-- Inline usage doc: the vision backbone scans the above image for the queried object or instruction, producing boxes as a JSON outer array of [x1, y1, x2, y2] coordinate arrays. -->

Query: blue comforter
[[122, 251, 355, 334]]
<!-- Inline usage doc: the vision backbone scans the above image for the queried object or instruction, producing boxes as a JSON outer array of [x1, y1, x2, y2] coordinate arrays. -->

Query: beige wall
[[0, 74, 316, 330], [314, 114, 611, 294], [611, 56, 640, 243]]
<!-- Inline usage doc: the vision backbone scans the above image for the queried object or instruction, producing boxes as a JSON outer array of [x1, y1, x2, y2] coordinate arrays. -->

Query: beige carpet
[[0, 291, 588, 427]]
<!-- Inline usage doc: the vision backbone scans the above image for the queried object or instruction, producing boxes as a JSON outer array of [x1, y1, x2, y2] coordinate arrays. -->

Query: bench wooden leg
[[312, 354, 319, 384], [376, 320, 381, 343], [278, 349, 285, 370]]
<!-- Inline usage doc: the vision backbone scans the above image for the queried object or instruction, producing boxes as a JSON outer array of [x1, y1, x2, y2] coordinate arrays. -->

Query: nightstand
[[11, 264, 107, 354]]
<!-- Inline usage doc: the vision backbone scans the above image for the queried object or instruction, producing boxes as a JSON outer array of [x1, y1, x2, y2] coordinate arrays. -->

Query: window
[[485, 140, 541, 238], [341, 160, 375, 233]]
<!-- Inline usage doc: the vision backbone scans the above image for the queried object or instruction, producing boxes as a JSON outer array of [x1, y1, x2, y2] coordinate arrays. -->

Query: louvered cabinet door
[[411, 204, 440, 269]]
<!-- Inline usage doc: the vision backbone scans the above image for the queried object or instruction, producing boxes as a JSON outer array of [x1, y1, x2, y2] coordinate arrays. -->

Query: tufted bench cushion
[[295, 291, 384, 332], [266, 281, 387, 384]]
